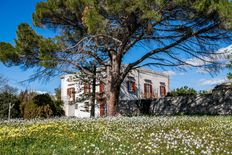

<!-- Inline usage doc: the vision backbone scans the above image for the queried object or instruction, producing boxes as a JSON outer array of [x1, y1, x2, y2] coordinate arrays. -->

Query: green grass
[[0, 116, 231, 155]]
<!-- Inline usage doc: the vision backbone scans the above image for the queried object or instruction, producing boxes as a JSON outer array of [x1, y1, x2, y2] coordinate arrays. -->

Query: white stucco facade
[[61, 68, 170, 118]]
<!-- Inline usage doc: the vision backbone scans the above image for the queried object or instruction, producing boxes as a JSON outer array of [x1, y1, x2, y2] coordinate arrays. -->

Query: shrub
[[0, 91, 21, 119], [22, 93, 64, 119], [198, 90, 211, 95], [21, 101, 53, 119], [170, 86, 197, 96], [33, 93, 53, 106]]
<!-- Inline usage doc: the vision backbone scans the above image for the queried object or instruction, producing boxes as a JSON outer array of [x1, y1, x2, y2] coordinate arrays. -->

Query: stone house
[[61, 68, 170, 117]]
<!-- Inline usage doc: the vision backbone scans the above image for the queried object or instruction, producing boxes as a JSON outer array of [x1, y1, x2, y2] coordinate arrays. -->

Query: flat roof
[[60, 67, 169, 78]]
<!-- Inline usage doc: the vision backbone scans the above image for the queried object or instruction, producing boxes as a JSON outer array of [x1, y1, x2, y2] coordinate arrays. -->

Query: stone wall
[[118, 87, 232, 116]]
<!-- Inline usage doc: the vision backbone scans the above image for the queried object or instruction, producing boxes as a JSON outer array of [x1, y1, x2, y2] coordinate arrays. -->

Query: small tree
[[198, 90, 210, 95], [74, 61, 103, 118], [54, 87, 61, 101], [22, 93, 64, 119], [53, 87, 66, 116], [0, 87, 21, 120], [170, 86, 197, 96], [0, 76, 21, 120]]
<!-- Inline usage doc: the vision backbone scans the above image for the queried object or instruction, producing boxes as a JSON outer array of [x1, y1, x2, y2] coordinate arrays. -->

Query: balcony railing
[[141, 92, 157, 99]]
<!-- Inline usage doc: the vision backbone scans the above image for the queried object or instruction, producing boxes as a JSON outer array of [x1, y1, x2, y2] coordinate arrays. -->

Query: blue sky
[[0, 0, 231, 93]]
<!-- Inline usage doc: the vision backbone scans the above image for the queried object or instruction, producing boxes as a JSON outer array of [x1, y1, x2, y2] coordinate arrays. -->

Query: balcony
[[141, 92, 157, 99]]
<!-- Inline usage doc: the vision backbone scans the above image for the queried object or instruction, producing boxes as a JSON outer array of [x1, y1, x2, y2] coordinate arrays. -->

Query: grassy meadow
[[0, 116, 231, 155]]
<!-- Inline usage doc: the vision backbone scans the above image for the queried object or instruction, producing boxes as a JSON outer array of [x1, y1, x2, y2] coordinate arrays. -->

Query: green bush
[[0, 91, 21, 119], [170, 86, 197, 96], [198, 90, 210, 95], [21, 93, 64, 119], [33, 94, 53, 106], [21, 101, 53, 119]]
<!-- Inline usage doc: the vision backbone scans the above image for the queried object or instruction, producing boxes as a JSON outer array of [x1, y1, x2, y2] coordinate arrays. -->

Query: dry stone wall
[[118, 87, 232, 116]]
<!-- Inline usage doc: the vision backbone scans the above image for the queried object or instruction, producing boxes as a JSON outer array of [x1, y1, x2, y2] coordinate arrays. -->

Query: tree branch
[[121, 22, 220, 80]]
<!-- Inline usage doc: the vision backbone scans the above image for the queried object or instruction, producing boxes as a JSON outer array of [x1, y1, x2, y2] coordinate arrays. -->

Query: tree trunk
[[8, 102, 11, 121], [106, 54, 122, 117], [90, 64, 96, 118], [107, 86, 120, 116]]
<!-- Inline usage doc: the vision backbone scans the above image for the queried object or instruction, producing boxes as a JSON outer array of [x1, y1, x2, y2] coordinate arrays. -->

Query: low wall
[[118, 88, 232, 116]]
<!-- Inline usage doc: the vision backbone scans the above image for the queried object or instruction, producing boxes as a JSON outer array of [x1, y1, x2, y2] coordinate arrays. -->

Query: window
[[75, 104, 78, 109], [84, 83, 91, 94], [127, 81, 136, 93], [84, 102, 90, 112], [67, 76, 73, 82], [160, 82, 166, 97], [99, 81, 104, 93], [144, 81, 153, 98], [67, 87, 75, 101], [144, 83, 152, 94], [127, 76, 136, 93]]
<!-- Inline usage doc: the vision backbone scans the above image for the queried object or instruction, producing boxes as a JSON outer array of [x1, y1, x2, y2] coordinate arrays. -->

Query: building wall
[[120, 68, 169, 100], [61, 68, 169, 117], [61, 75, 76, 116]]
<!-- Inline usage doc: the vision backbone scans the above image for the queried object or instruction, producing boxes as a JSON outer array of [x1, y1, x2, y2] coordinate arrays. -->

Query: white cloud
[[35, 90, 49, 94], [187, 45, 232, 66], [196, 68, 210, 74], [179, 72, 185, 76], [185, 45, 232, 73], [162, 70, 186, 76], [162, 70, 176, 76], [199, 77, 229, 86]]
